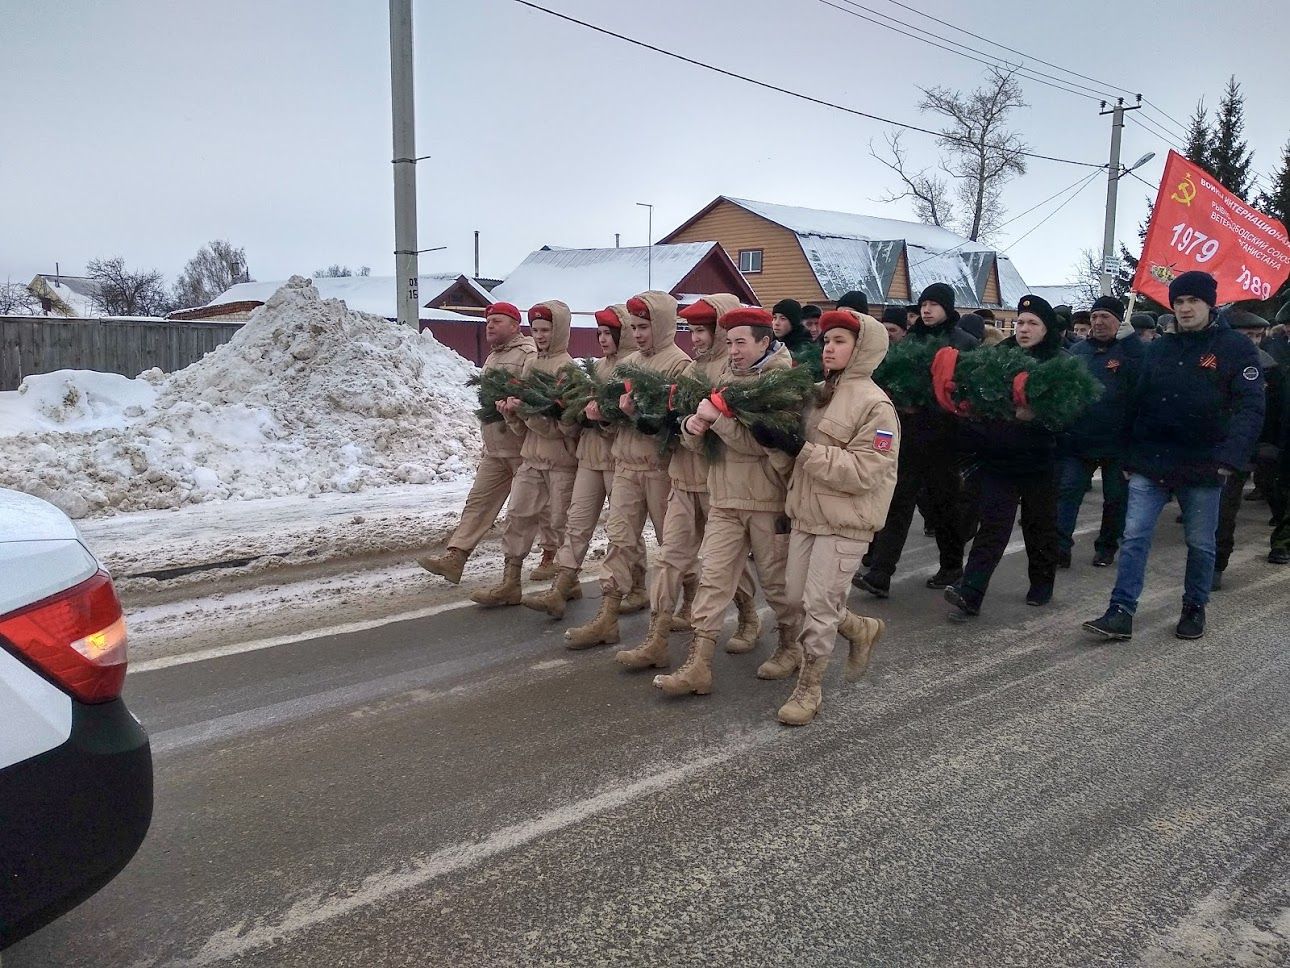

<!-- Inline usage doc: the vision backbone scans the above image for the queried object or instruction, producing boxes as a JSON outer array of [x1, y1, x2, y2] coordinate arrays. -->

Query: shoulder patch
[[873, 429, 895, 452], [1243, 365, 1260, 381]]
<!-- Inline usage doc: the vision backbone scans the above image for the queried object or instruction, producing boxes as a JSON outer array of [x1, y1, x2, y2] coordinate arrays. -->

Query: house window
[[738, 249, 763, 274]]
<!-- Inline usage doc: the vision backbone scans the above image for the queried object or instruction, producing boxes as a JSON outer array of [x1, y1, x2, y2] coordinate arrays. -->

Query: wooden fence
[[0, 316, 243, 390]]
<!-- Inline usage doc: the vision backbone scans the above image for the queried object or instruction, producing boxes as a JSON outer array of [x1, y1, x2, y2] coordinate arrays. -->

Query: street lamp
[[636, 202, 653, 289], [1119, 152, 1156, 179]]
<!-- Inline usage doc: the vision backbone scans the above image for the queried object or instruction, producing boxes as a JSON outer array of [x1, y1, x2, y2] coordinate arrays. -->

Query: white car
[[0, 487, 152, 949]]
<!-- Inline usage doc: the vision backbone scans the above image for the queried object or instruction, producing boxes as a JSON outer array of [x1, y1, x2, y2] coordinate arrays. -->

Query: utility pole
[[636, 202, 653, 290], [389, 0, 419, 328], [1099, 96, 1142, 297]]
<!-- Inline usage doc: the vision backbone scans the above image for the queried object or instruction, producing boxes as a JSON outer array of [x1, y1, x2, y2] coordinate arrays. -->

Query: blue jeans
[[1055, 455, 1127, 556], [1110, 473, 1222, 613]]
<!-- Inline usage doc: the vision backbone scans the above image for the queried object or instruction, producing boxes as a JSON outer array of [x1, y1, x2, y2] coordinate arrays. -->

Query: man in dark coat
[[1056, 295, 1143, 568], [1083, 271, 1265, 641], [854, 282, 980, 598], [1212, 310, 1282, 586]]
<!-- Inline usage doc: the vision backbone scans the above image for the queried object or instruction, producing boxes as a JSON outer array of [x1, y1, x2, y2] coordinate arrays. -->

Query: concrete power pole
[[390, 0, 419, 328], [1099, 97, 1141, 297]]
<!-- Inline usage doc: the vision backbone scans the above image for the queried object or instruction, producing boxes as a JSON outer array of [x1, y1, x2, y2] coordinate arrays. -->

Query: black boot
[[926, 568, 962, 590], [1175, 604, 1206, 640], [1082, 604, 1133, 640], [1091, 550, 1115, 568], [1210, 570, 1224, 591], [852, 570, 890, 598], [1057, 549, 1072, 569], [1270, 549, 1290, 564], [945, 584, 982, 621], [1026, 583, 1053, 606]]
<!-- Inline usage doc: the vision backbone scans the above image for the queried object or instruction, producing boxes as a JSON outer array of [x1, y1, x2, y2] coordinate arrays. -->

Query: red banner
[[1132, 149, 1290, 305]]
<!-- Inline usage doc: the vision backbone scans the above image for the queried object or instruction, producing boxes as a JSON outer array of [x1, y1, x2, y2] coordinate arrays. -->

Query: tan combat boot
[[615, 612, 671, 670], [529, 548, 558, 582], [669, 574, 698, 632], [724, 590, 763, 654], [417, 547, 468, 584], [756, 625, 803, 680], [470, 556, 524, 607], [777, 653, 830, 726], [565, 588, 622, 650], [839, 610, 884, 682], [619, 563, 649, 615], [520, 567, 582, 620], [654, 632, 716, 696]]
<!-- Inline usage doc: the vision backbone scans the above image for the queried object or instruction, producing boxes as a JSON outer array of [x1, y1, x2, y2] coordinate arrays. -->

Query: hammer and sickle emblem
[[1171, 172, 1197, 207]]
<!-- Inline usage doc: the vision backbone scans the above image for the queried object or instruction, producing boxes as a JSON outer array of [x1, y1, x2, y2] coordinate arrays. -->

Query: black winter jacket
[[961, 334, 1065, 476], [1060, 332, 1144, 459], [901, 319, 982, 451], [1125, 317, 1266, 487]]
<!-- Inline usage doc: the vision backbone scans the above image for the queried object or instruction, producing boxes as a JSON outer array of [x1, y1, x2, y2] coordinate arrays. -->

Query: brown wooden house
[[661, 196, 1030, 320]]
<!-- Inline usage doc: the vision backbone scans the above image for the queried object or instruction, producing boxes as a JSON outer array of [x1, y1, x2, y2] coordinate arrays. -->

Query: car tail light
[[0, 570, 128, 703]]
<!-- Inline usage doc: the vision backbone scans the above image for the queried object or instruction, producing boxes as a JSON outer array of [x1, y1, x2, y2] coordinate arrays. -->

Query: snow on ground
[[0, 276, 481, 518]]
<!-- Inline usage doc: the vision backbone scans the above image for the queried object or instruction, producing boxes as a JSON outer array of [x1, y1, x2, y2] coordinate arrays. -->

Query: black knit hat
[[1130, 312, 1156, 331], [958, 313, 985, 341], [917, 283, 958, 323], [837, 290, 869, 314], [1090, 295, 1125, 321], [880, 305, 908, 330], [771, 298, 802, 326], [1168, 270, 1218, 308], [801, 303, 822, 321], [1227, 309, 1268, 330], [1017, 293, 1058, 330]]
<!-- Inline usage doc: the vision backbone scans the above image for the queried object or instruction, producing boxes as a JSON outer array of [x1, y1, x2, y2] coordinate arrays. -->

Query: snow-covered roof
[[209, 274, 487, 319], [704, 197, 1029, 309], [29, 275, 104, 317], [488, 243, 737, 324], [1029, 284, 1090, 310]]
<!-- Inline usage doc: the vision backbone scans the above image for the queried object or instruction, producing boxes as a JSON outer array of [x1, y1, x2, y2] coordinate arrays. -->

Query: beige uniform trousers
[[553, 466, 642, 572], [502, 464, 577, 560], [785, 529, 870, 658], [690, 507, 800, 636], [447, 454, 523, 553], [602, 466, 671, 593], [649, 488, 755, 616]]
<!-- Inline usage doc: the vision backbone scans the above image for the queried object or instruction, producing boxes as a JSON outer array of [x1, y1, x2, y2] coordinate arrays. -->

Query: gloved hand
[[751, 423, 805, 457]]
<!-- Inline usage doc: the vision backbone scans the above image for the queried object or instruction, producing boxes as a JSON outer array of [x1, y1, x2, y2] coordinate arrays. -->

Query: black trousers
[[866, 440, 972, 580], [1215, 470, 1250, 573], [962, 465, 1059, 598]]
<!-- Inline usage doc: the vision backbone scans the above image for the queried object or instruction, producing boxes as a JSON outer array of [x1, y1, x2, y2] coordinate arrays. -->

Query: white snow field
[[0, 275, 481, 518]]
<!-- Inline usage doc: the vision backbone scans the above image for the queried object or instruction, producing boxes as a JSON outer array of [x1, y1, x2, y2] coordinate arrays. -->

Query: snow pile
[[0, 369, 162, 437], [0, 276, 481, 518]]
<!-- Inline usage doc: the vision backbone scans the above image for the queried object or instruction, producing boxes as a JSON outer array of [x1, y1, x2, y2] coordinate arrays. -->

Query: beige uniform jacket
[[481, 331, 537, 459], [505, 300, 577, 470], [610, 291, 692, 473]]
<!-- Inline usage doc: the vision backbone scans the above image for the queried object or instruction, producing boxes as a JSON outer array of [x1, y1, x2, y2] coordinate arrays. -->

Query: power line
[[818, 0, 1117, 104], [870, 0, 1189, 139], [1001, 171, 1104, 252], [508, 0, 1106, 168]]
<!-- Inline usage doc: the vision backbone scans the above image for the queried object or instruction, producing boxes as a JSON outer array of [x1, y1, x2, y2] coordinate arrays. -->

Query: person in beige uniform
[[522, 304, 641, 619], [756, 309, 898, 726], [565, 291, 692, 649], [419, 302, 536, 584], [615, 294, 761, 671], [655, 307, 803, 696], [471, 301, 579, 607]]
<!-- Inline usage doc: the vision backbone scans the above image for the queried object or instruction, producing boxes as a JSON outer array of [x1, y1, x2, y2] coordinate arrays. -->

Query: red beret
[[718, 306, 774, 330], [626, 296, 651, 320], [594, 306, 622, 328], [819, 309, 862, 335], [527, 304, 554, 322], [678, 300, 719, 326], [486, 302, 522, 323]]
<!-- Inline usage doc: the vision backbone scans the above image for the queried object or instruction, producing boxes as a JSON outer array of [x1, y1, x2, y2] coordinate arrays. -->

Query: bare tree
[[870, 131, 954, 228], [1072, 250, 1104, 307], [173, 239, 251, 308], [86, 257, 171, 317], [313, 264, 371, 278], [0, 280, 41, 315], [880, 68, 1029, 242]]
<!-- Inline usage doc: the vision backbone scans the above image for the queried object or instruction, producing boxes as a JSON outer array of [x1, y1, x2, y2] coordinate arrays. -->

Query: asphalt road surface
[[9, 499, 1289, 967]]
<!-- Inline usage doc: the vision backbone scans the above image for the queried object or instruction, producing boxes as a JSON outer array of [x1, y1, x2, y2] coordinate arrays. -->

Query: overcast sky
[[3, 0, 1287, 298]]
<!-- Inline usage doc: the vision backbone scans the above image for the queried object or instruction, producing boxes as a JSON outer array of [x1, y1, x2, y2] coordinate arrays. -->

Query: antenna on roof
[[474, 231, 480, 278]]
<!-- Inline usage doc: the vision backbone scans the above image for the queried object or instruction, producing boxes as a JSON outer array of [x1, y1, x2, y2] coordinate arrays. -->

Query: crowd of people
[[417, 269, 1283, 726]]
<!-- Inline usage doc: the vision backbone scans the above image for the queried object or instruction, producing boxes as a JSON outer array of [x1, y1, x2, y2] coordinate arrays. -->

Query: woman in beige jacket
[[753, 309, 900, 725]]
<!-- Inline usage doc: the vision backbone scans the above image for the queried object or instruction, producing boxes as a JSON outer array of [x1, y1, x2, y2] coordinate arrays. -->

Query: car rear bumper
[[0, 698, 153, 949]]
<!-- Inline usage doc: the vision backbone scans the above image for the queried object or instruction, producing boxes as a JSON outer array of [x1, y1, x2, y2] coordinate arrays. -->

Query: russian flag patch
[[874, 429, 895, 452]]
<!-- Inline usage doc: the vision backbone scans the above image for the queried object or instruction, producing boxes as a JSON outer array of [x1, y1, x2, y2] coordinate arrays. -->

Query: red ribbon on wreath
[[931, 346, 972, 416], [709, 387, 734, 418], [1011, 371, 1031, 412]]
